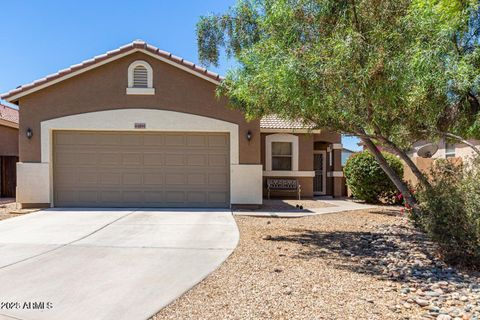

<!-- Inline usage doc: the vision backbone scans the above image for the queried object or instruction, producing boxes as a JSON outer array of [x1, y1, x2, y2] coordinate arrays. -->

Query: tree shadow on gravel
[[367, 209, 403, 217], [268, 228, 469, 285]]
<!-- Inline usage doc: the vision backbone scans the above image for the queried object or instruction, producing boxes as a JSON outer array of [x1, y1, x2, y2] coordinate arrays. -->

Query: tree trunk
[[360, 137, 418, 210], [377, 137, 431, 189]]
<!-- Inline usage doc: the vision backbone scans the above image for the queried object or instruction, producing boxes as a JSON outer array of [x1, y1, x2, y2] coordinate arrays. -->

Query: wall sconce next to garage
[[246, 130, 252, 141], [26, 128, 33, 139]]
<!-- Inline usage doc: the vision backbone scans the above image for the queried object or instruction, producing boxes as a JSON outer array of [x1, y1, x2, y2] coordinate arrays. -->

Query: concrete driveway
[[0, 209, 239, 320]]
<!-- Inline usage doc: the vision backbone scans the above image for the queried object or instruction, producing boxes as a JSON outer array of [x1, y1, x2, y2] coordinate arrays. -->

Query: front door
[[313, 151, 326, 195]]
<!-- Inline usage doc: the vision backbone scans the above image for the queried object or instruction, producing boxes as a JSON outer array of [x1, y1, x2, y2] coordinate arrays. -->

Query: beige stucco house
[[403, 138, 480, 185], [1, 40, 345, 208]]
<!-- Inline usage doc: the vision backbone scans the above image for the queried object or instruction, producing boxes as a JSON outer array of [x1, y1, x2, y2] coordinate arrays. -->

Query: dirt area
[[153, 208, 480, 320], [0, 198, 19, 221]]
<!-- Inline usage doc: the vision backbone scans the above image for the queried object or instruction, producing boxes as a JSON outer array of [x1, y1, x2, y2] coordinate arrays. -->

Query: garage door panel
[[98, 134, 122, 145], [77, 172, 98, 185], [164, 154, 186, 166], [187, 135, 207, 146], [209, 173, 229, 185], [123, 191, 143, 202], [121, 134, 143, 146], [144, 173, 164, 185], [165, 191, 186, 203], [100, 191, 123, 202], [164, 135, 185, 146], [122, 153, 143, 165], [99, 153, 122, 165], [186, 154, 206, 166], [53, 131, 230, 207], [55, 152, 98, 166], [187, 173, 206, 185], [208, 134, 228, 145], [143, 135, 164, 146], [209, 154, 229, 167], [78, 190, 98, 202], [209, 192, 228, 204], [100, 173, 122, 185], [165, 173, 186, 185], [56, 190, 77, 203], [187, 192, 207, 203], [123, 173, 143, 185], [144, 153, 163, 165]]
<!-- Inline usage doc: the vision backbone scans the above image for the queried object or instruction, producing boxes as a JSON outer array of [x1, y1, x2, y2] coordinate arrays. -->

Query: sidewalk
[[233, 198, 378, 217]]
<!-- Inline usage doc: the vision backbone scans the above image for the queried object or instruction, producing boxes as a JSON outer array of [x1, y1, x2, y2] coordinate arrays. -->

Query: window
[[127, 60, 155, 95], [445, 143, 456, 158], [272, 142, 292, 170], [265, 133, 299, 172]]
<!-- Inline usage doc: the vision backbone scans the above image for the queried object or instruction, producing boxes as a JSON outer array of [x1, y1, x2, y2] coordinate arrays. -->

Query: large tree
[[196, 0, 480, 208]]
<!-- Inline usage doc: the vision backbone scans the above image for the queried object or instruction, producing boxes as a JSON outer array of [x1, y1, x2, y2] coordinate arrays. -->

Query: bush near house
[[344, 151, 404, 203], [415, 159, 480, 266]]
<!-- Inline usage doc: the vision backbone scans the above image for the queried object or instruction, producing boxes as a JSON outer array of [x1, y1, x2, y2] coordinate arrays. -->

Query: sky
[[0, 0, 361, 151]]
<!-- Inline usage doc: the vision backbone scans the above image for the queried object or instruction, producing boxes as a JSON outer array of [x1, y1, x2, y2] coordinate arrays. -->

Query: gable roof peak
[[1, 40, 223, 103]]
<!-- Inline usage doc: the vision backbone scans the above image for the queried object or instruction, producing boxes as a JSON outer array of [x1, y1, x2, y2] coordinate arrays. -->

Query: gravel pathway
[[153, 208, 480, 320]]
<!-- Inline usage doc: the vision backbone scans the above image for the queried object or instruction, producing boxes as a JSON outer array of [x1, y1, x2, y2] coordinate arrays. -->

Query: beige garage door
[[53, 131, 230, 208]]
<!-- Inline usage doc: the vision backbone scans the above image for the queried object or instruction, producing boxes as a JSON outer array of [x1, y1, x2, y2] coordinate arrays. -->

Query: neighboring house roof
[[1, 40, 223, 102], [260, 115, 317, 131], [0, 104, 19, 128], [342, 147, 355, 154]]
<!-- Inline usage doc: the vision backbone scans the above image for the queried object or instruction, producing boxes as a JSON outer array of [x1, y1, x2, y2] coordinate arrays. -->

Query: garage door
[[53, 131, 230, 208]]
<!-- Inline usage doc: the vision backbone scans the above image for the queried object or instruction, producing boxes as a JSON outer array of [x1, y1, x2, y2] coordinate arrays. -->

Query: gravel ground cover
[[0, 199, 18, 220], [153, 208, 480, 320], [237, 199, 335, 214]]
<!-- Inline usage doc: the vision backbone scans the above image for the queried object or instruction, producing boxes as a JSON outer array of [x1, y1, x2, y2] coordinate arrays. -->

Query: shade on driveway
[[0, 208, 238, 320]]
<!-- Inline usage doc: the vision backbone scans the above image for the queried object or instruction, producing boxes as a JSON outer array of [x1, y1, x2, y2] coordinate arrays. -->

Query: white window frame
[[127, 60, 155, 95], [265, 134, 299, 171]]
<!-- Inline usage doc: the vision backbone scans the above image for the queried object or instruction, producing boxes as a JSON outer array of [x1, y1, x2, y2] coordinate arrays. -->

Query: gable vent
[[133, 66, 148, 88]]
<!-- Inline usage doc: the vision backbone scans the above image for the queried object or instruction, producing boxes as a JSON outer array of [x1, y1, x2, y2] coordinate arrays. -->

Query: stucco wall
[[314, 131, 341, 144], [18, 51, 260, 164], [0, 125, 19, 156]]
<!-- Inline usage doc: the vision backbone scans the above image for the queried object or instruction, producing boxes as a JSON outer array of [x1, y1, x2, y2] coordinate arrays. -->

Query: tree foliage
[[196, 0, 480, 207]]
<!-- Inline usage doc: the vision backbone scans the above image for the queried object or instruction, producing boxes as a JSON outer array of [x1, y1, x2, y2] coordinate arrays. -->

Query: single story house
[[1, 40, 345, 209], [0, 103, 19, 197], [403, 139, 480, 185], [409, 139, 480, 160]]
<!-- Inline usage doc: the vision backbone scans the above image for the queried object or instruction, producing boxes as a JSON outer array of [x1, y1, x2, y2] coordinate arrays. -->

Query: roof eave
[[0, 119, 19, 129], [260, 128, 321, 133]]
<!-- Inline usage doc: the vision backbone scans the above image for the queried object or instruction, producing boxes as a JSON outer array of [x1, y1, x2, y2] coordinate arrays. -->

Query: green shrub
[[343, 151, 404, 203], [415, 158, 480, 266]]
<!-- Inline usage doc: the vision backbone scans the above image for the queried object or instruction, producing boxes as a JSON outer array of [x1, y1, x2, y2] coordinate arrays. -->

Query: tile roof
[[260, 115, 316, 130], [0, 104, 19, 124], [1, 40, 223, 101]]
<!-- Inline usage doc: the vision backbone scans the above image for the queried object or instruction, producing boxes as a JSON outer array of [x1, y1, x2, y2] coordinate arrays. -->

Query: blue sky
[[0, 0, 361, 151]]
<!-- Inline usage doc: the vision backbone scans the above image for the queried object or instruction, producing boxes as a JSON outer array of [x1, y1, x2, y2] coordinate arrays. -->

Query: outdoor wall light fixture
[[246, 130, 252, 141], [26, 128, 33, 139]]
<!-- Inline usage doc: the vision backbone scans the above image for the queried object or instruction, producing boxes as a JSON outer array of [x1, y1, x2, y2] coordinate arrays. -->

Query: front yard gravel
[[153, 208, 480, 320]]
